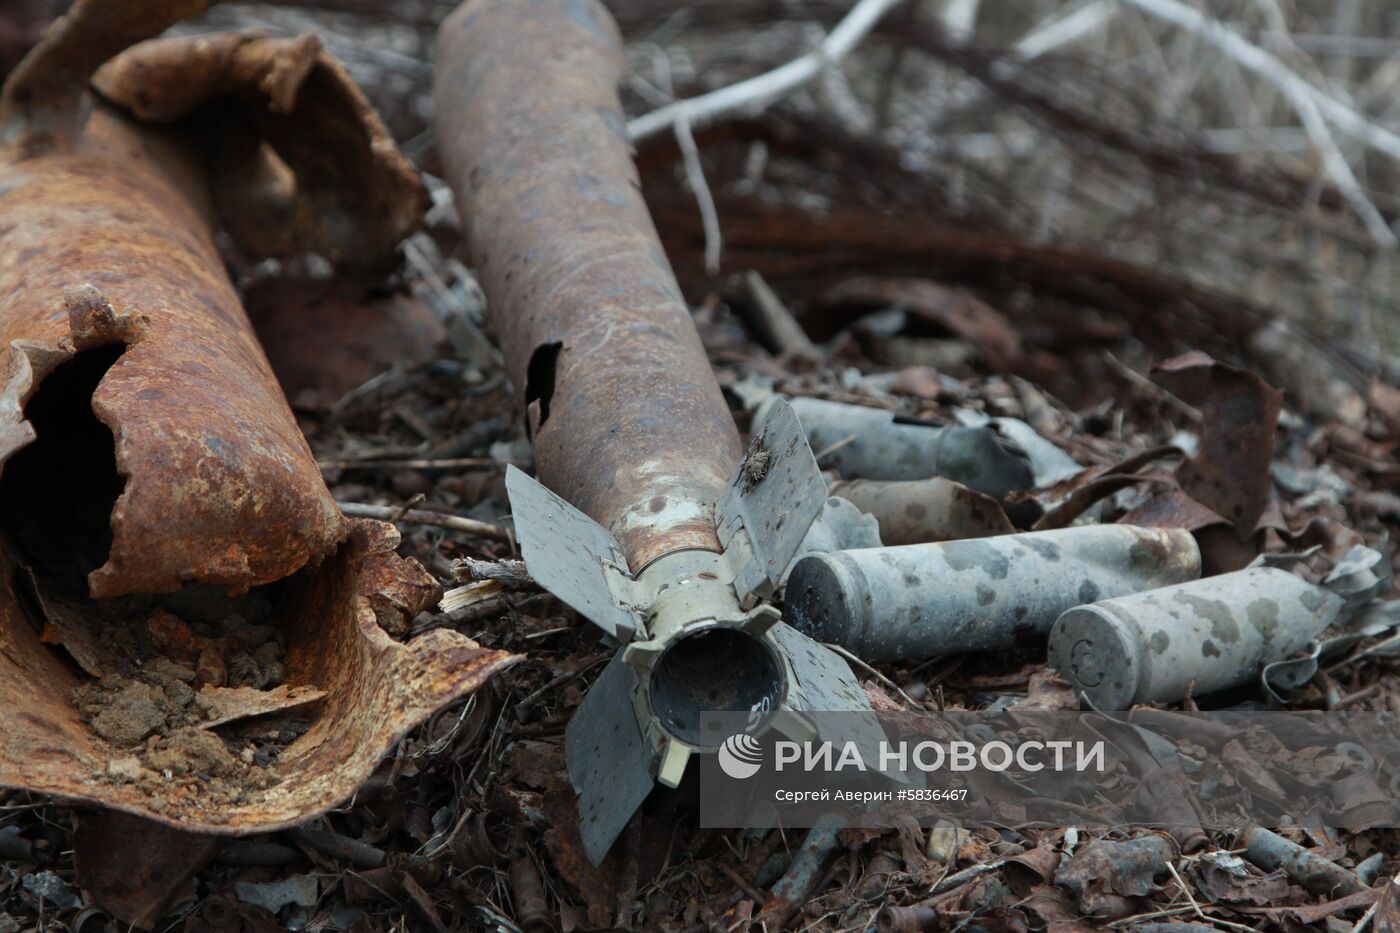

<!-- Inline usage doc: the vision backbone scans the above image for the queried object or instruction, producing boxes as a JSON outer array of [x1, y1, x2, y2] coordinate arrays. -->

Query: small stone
[[106, 755, 146, 782], [21, 871, 81, 910], [144, 657, 196, 683], [227, 653, 259, 688]]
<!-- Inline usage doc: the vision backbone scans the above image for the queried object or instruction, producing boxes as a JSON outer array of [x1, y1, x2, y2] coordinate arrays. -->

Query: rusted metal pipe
[[0, 0, 513, 840], [435, 0, 742, 572]]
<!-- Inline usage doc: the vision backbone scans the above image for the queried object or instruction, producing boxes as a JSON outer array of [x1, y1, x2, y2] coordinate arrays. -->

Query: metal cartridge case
[[786, 525, 1200, 662], [1049, 567, 1345, 709]]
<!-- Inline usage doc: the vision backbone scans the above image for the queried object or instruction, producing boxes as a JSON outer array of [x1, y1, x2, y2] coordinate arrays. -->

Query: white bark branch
[[628, 0, 904, 142], [1123, 0, 1398, 247], [1121, 0, 1400, 164], [920, 0, 1116, 129], [673, 114, 723, 274]]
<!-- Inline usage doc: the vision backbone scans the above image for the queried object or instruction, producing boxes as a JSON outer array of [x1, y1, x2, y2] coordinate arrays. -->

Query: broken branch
[[1122, 0, 1400, 167], [627, 0, 904, 141], [337, 502, 511, 541]]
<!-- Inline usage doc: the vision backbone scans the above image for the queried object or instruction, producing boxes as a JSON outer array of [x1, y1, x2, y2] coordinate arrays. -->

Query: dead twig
[[291, 827, 387, 869], [337, 501, 511, 541], [452, 556, 536, 589], [674, 113, 722, 274], [744, 270, 819, 357], [1102, 351, 1203, 423], [1123, 0, 1400, 246], [1352, 870, 1400, 933]]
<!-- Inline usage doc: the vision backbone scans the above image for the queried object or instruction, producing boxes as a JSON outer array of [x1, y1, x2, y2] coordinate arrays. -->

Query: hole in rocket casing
[[649, 626, 784, 749], [524, 341, 562, 436]]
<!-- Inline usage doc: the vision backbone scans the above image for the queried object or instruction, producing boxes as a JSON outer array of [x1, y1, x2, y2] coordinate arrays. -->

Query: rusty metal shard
[[0, 114, 342, 598], [1153, 352, 1283, 539], [0, 0, 212, 149], [197, 684, 329, 729], [92, 30, 426, 274], [0, 4, 512, 834], [0, 520, 517, 830], [74, 809, 220, 928], [245, 278, 446, 410]]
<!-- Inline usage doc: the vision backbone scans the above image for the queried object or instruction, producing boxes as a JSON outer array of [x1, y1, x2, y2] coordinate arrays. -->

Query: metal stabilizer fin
[[767, 622, 889, 771], [718, 398, 828, 602], [564, 654, 660, 864], [511, 406, 883, 866], [505, 465, 639, 642]]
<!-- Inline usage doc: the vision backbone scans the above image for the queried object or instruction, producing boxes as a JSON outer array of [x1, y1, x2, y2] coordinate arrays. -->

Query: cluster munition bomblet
[[827, 477, 1014, 545], [1049, 566, 1348, 709], [756, 395, 1036, 503], [786, 525, 1202, 663], [435, 0, 881, 865]]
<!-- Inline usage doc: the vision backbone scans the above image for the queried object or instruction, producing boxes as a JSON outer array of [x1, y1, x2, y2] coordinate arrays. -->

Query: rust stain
[[244, 278, 446, 411], [0, 1, 513, 832], [435, 0, 743, 571]]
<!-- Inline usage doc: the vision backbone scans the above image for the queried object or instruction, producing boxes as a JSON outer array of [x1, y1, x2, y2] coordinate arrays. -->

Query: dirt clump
[[63, 586, 302, 807], [144, 727, 243, 779], [79, 679, 172, 746]]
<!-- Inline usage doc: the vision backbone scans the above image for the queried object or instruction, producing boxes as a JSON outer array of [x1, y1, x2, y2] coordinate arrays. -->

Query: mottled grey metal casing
[[1049, 567, 1346, 709], [758, 395, 1034, 501], [786, 525, 1201, 662]]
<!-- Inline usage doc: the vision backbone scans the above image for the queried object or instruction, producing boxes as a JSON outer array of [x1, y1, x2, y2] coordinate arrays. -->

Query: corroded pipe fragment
[[1049, 568, 1344, 709], [0, 0, 513, 832], [786, 525, 1200, 662], [92, 30, 427, 274], [1240, 826, 1366, 898]]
